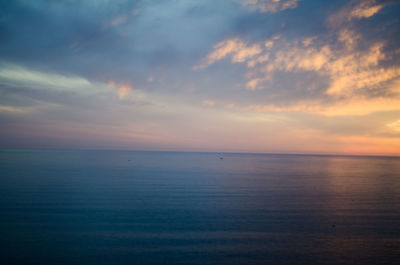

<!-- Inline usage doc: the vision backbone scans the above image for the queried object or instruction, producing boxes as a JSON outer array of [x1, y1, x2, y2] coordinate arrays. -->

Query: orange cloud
[[200, 20, 400, 100], [328, 0, 386, 28], [386, 119, 400, 133], [246, 78, 265, 91], [349, 0, 383, 20], [240, 96, 400, 116], [194, 38, 262, 69]]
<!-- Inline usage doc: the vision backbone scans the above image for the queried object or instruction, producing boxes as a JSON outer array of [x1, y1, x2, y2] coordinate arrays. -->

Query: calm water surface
[[0, 150, 400, 264]]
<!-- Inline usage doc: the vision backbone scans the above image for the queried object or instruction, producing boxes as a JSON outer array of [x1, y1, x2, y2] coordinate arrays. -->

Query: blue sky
[[1, 0, 400, 155]]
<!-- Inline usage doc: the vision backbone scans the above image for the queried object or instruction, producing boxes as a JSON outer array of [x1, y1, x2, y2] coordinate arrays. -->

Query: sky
[[1, 0, 400, 155]]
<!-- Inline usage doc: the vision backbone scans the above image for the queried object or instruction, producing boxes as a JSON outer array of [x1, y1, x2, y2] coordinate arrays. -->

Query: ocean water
[[0, 150, 399, 265]]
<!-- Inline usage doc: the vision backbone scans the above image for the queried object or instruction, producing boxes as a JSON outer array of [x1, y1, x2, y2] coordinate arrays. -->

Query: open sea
[[0, 149, 399, 265]]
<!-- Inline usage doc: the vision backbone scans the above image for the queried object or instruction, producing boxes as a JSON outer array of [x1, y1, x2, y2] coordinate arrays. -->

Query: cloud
[[0, 63, 144, 107], [107, 81, 134, 99], [196, 2, 400, 116], [245, 78, 265, 91], [257, 36, 400, 97], [236, 96, 400, 116], [349, 0, 384, 20], [194, 38, 262, 70], [0, 63, 95, 93], [0, 105, 33, 114], [247, 36, 400, 107], [244, 0, 300, 13], [329, 0, 385, 27], [386, 119, 400, 132]]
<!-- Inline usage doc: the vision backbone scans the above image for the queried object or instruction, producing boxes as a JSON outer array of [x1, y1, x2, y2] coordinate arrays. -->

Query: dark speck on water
[[1, 150, 400, 265]]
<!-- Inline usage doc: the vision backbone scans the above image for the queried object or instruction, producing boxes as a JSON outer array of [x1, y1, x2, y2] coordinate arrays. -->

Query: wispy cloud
[[350, 0, 383, 19], [235, 96, 400, 116], [194, 38, 262, 70], [329, 0, 386, 27], [0, 105, 33, 114], [0, 63, 94, 93], [243, 0, 300, 13], [246, 36, 399, 97], [197, 1, 400, 116]]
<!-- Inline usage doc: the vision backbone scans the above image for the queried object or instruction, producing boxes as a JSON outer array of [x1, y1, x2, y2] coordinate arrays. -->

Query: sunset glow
[[1, 0, 399, 155]]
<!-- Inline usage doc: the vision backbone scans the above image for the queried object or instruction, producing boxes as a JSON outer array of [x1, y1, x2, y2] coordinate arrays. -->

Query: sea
[[0, 149, 399, 265]]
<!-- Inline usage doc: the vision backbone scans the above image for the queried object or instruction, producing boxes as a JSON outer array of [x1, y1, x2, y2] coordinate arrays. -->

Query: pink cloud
[[108, 81, 133, 99]]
